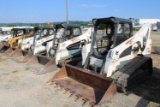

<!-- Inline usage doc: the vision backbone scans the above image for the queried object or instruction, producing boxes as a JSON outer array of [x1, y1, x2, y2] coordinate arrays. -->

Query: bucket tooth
[[59, 86, 64, 91], [63, 88, 70, 94], [75, 94, 82, 102], [54, 84, 60, 88], [51, 64, 117, 106], [89, 102, 96, 107], [69, 91, 76, 98], [53, 82, 57, 85], [58, 84, 65, 90], [82, 98, 90, 106]]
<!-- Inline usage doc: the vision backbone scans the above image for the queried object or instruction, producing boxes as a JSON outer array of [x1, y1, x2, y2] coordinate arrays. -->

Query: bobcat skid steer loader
[[0, 26, 33, 49], [0, 28, 34, 56], [49, 17, 153, 106], [10, 27, 38, 62], [28, 24, 92, 75], [0, 27, 13, 43], [0, 29, 12, 49], [10, 27, 54, 63]]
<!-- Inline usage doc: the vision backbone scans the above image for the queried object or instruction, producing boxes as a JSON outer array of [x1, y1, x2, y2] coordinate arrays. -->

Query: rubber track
[[111, 56, 152, 92]]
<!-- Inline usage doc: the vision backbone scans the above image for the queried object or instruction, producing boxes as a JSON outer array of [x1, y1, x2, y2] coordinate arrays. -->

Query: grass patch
[[134, 31, 160, 35], [12, 70, 19, 73], [151, 31, 160, 35], [25, 67, 30, 71]]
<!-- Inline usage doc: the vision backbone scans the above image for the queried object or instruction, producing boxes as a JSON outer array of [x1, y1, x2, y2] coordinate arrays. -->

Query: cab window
[[72, 28, 81, 36]]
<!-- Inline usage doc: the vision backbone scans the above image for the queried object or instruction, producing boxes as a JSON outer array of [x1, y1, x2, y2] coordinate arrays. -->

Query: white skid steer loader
[[27, 24, 92, 75], [50, 17, 153, 107], [11, 27, 55, 63], [0, 31, 12, 49], [0, 27, 12, 43], [0, 28, 34, 54], [17, 30, 38, 51], [0, 27, 34, 49]]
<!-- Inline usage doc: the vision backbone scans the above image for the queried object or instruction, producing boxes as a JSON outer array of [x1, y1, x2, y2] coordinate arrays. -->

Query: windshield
[[0, 31, 10, 35], [41, 29, 48, 37], [35, 29, 53, 40], [95, 22, 114, 40], [56, 28, 65, 38], [16, 30, 24, 36], [117, 23, 131, 36], [11, 30, 23, 37], [93, 22, 115, 56], [35, 30, 40, 35], [49, 29, 54, 35]]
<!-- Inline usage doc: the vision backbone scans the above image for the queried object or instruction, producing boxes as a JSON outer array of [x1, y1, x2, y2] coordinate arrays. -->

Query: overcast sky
[[0, 0, 160, 23]]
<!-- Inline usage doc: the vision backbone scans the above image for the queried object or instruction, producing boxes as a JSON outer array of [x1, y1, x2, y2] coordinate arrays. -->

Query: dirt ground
[[0, 34, 160, 107], [0, 54, 86, 107]]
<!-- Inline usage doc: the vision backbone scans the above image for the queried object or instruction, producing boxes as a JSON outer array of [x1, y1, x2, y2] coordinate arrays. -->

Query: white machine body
[[55, 28, 92, 65], [33, 35, 54, 55], [82, 24, 152, 77]]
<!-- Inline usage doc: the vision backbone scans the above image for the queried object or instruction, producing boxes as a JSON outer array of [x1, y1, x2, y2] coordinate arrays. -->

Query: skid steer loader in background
[[0, 28, 34, 55], [0, 29, 12, 49], [27, 24, 92, 75], [11, 27, 54, 63], [0, 27, 19, 49], [0, 26, 34, 49], [50, 17, 153, 106], [17, 27, 39, 51], [0, 27, 13, 43]]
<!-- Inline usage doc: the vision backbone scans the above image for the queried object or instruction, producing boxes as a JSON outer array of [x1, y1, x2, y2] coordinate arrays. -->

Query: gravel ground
[[0, 34, 159, 107], [0, 54, 85, 107], [0, 53, 160, 107]]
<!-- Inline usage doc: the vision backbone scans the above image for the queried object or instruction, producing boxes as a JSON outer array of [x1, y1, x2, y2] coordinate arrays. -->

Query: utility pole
[[66, 0, 69, 24]]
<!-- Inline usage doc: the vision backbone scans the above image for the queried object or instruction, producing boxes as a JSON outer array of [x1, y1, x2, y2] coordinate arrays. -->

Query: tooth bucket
[[0, 46, 9, 53], [51, 64, 117, 106], [11, 49, 31, 63], [4, 48, 16, 56], [0, 43, 4, 49], [27, 55, 58, 74]]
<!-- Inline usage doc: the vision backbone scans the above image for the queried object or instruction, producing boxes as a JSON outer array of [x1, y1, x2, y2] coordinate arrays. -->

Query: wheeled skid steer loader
[[28, 24, 92, 74], [0, 27, 13, 43], [50, 17, 153, 106], [11, 27, 55, 63], [0, 28, 34, 56]]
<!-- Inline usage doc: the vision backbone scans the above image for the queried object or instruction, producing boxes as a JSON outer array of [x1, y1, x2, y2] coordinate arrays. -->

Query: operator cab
[[54, 23, 82, 42], [11, 28, 34, 38], [92, 17, 133, 59], [86, 17, 133, 73], [35, 27, 54, 40], [0, 31, 11, 35], [48, 24, 82, 57], [30, 27, 55, 53], [12, 28, 25, 38]]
